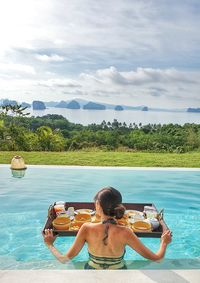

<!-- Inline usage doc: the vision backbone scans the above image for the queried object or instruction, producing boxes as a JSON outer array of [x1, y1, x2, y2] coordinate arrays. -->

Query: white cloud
[[0, 1, 199, 108], [0, 63, 35, 75], [35, 54, 65, 62], [37, 78, 81, 88], [1, 65, 200, 107], [90, 66, 196, 85]]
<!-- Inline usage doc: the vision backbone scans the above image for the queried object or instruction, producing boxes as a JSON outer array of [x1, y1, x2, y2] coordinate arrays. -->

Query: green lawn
[[0, 151, 200, 167]]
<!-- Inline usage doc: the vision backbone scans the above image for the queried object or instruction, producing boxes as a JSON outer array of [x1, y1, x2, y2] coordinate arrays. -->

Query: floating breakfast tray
[[43, 202, 168, 238]]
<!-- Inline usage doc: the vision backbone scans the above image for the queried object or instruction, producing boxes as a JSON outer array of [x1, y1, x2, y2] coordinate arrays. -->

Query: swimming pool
[[0, 165, 200, 269]]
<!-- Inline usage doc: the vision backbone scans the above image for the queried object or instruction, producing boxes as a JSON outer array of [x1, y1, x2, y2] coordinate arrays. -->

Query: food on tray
[[121, 213, 129, 219], [92, 215, 101, 223], [125, 210, 144, 217], [117, 217, 128, 226], [66, 207, 75, 217], [143, 206, 158, 219], [74, 213, 92, 223], [69, 222, 82, 231], [69, 225, 80, 231], [75, 209, 95, 215], [149, 218, 160, 230], [54, 203, 65, 214], [45, 203, 164, 237], [52, 216, 71, 230], [131, 220, 152, 232]]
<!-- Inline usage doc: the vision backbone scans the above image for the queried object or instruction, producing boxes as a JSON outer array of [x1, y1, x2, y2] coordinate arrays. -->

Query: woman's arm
[[43, 223, 88, 263], [125, 229, 172, 261]]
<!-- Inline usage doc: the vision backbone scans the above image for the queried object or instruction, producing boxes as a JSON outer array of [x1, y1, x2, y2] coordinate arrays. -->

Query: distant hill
[[187, 108, 200, 113], [56, 101, 68, 108], [21, 102, 31, 108], [70, 98, 140, 110], [83, 102, 106, 110], [2, 99, 17, 106], [44, 101, 58, 107], [115, 105, 124, 111], [32, 101, 46, 110], [66, 100, 80, 109], [1, 98, 190, 113]]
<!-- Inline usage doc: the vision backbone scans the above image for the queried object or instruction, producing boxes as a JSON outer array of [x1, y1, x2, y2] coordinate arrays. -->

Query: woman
[[43, 187, 172, 269]]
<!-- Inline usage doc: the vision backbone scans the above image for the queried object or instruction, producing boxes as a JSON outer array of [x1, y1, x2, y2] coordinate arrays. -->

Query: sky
[[0, 0, 200, 108]]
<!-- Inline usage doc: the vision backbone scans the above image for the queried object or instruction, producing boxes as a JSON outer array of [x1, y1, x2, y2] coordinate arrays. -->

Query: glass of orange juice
[[54, 201, 65, 215]]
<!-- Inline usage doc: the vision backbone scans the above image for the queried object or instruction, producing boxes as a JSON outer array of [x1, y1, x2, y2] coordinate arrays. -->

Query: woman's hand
[[42, 229, 57, 246], [161, 229, 172, 245]]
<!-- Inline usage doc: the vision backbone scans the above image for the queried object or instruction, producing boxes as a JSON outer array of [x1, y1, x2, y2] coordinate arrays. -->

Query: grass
[[0, 151, 200, 167]]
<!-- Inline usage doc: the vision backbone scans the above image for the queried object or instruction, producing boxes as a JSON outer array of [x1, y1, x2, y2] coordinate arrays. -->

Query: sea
[[28, 107, 200, 126]]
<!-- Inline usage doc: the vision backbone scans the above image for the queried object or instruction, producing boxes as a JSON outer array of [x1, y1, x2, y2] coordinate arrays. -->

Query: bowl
[[149, 218, 160, 230], [131, 220, 152, 232], [74, 213, 91, 225], [52, 216, 71, 230]]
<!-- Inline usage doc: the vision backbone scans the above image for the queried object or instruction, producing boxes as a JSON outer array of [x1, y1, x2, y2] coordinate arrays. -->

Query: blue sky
[[0, 0, 199, 107]]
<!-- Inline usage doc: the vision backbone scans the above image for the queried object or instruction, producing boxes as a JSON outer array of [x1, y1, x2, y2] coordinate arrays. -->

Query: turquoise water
[[0, 165, 200, 269]]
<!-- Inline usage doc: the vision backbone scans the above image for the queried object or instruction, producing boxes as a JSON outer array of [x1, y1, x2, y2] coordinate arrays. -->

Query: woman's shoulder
[[81, 222, 100, 230], [115, 224, 133, 237]]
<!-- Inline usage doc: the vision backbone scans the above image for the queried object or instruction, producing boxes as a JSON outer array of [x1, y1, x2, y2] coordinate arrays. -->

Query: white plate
[[125, 210, 144, 217], [75, 209, 95, 215]]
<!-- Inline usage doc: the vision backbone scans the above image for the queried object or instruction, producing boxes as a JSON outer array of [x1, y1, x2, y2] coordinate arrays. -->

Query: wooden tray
[[43, 202, 168, 238]]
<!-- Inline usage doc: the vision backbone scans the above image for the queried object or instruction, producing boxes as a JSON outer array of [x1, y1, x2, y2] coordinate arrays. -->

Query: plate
[[75, 209, 95, 215], [125, 210, 144, 217]]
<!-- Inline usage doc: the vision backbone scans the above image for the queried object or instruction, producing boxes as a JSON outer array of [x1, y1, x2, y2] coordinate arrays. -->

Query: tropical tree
[[0, 104, 30, 117]]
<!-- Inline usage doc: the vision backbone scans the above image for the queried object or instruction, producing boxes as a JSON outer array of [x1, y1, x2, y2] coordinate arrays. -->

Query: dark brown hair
[[94, 187, 125, 219]]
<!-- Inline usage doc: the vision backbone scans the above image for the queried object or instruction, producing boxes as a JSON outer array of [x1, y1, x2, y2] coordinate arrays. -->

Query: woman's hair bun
[[114, 204, 125, 219]]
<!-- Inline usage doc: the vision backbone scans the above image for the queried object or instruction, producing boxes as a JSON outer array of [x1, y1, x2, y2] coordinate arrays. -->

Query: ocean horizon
[[27, 107, 200, 126]]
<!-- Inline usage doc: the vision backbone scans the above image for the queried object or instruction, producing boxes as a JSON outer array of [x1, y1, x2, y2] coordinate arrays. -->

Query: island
[[2, 99, 17, 106], [115, 105, 124, 111], [32, 100, 46, 110], [83, 102, 106, 110], [45, 101, 59, 107], [67, 100, 80, 109], [21, 102, 31, 108], [187, 108, 200, 113], [55, 101, 68, 108], [142, 106, 148, 111]]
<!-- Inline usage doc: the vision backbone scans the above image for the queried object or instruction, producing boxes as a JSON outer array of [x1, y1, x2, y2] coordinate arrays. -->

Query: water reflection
[[11, 169, 26, 178]]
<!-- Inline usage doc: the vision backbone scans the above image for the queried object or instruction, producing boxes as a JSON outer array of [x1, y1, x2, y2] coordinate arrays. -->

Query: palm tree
[[0, 104, 30, 117]]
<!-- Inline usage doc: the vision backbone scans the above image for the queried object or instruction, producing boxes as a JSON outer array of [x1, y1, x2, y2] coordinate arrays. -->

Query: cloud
[[81, 66, 197, 86], [37, 78, 81, 88], [0, 0, 200, 70], [0, 1, 200, 107], [0, 63, 35, 75], [35, 54, 65, 62]]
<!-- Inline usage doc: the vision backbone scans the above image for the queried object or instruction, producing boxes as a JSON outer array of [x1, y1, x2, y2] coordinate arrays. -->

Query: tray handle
[[48, 203, 56, 219]]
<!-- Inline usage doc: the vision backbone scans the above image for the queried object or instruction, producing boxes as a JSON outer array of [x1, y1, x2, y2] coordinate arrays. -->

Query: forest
[[0, 105, 200, 153]]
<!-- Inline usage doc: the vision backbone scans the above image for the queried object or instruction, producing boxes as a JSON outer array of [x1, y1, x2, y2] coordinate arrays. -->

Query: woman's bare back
[[85, 223, 127, 257]]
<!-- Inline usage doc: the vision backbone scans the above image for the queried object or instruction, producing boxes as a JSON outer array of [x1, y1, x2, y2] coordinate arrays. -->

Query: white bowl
[[149, 218, 160, 230]]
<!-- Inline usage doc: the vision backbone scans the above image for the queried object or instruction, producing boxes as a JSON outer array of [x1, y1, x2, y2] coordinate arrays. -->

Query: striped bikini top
[[88, 250, 126, 270], [87, 218, 126, 269]]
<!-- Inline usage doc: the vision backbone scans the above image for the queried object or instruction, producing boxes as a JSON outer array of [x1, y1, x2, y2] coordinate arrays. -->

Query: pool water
[[0, 165, 200, 269]]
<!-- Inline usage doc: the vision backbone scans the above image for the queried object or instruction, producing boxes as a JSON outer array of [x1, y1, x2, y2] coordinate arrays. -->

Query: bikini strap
[[102, 218, 117, 245]]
